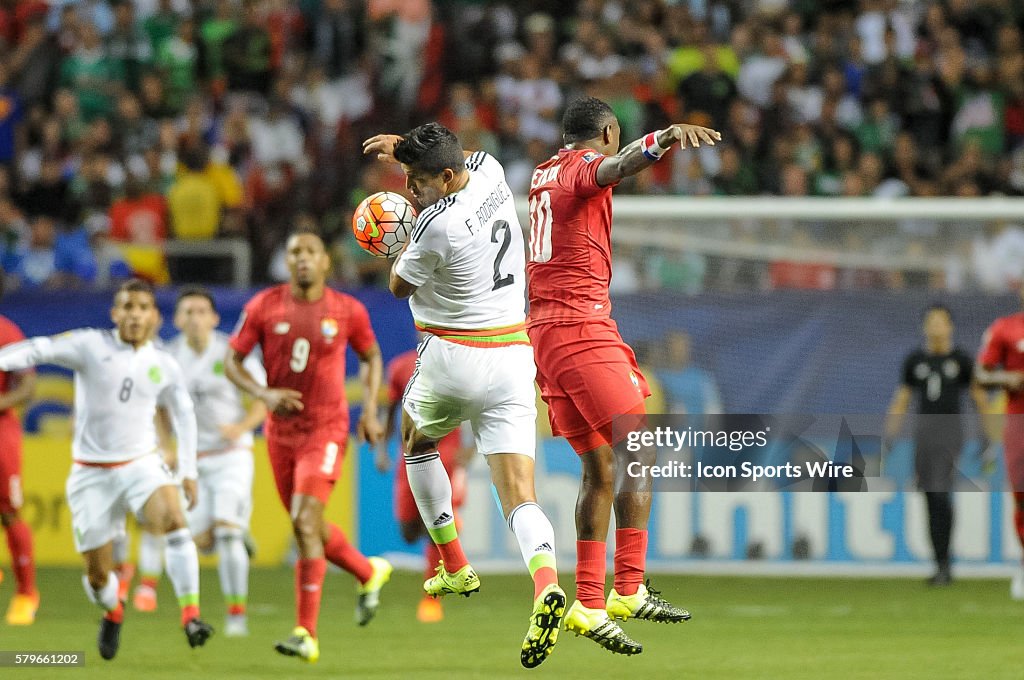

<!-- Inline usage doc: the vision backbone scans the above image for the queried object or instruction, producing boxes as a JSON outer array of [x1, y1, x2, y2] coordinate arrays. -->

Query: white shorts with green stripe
[[402, 335, 537, 458]]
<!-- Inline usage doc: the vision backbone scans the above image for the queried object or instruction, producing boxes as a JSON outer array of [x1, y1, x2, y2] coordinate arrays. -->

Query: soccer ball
[[351, 191, 416, 258]]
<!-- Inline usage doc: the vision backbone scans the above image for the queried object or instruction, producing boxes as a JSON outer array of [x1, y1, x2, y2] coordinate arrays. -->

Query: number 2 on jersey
[[290, 337, 310, 372], [491, 220, 515, 291]]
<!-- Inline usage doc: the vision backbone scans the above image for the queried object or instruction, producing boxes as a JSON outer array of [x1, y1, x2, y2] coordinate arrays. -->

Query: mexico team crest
[[321, 318, 339, 343]]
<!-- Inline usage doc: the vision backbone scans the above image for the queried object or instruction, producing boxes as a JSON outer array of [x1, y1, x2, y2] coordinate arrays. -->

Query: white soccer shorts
[[187, 447, 254, 534], [65, 453, 177, 553], [402, 337, 537, 457]]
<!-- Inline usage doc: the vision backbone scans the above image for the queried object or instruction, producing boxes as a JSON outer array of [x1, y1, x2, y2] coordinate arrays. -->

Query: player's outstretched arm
[[356, 342, 385, 446], [225, 347, 304, 416], [595, 123, 722, 187], [0, 333, 87, 372], [883, 385, 911, 445]]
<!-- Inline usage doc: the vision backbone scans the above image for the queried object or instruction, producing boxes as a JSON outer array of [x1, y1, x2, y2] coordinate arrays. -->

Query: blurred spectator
[[223, 0, 273, 97], [155, 16, 198, 114], [106, 0, 152, 91], [109, 174, 166, 244], [971, 222, 1024, 292], [7, 214, 96, 289], [59, 21, 123, 122], [167, 144, 220, 240], [656, 331, 723, 416]]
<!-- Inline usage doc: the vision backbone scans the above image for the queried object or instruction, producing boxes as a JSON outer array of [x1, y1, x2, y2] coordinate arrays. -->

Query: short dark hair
[[115, 278, 156, 301], [562, 96, 616, 145], [923, 304, 953, 322], [393, 123, 465, 175], [176, 285, 217, 312]]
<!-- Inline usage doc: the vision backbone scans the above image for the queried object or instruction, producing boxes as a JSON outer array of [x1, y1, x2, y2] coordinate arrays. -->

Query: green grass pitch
[[1, 568, 1020, 679]]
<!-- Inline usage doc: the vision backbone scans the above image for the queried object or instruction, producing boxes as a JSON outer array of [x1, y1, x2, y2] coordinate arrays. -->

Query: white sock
[[138, 531, 165, 581], [163, 528, 200, 605], [82, 572, 120, 611], [112, 531, 129, 566], [405, 452, 457, 544], [507, 502, 557, 576], [214, 526, 249, 607]]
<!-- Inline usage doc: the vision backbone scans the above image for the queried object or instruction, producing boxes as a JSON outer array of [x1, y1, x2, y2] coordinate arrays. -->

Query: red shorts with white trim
[[266, 420, 347, 506], [529, 318, 650, 455], [0, 421, 23, 514]]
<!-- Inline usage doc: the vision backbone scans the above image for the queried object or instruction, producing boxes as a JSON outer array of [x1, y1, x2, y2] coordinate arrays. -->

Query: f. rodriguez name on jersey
[[474, 181, 511, 230]]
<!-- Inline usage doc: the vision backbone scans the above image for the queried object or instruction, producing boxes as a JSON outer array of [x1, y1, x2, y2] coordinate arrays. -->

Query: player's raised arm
[[976, 322, 1024, 391], [595, 123, 721, 187]]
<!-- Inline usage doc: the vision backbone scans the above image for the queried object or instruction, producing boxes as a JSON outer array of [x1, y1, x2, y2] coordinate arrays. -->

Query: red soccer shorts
[[1005, 415, 1024, 493], [529, 318, 651, 455], [394, 439, 465, 524], [0, 421, 23, 514], [266, 422, 347, 506]]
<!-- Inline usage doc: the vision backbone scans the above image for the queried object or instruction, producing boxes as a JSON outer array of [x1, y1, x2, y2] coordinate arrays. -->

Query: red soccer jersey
[[979, 312, 1024, 414], [230, 285, 376, 435], [0, 314, 29, 423], [527, 148, 618, 325], [387, 349, 460, 457]]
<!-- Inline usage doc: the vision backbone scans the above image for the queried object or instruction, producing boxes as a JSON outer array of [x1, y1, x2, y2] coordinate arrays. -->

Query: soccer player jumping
[[976, 286, 1024, 599], [528, 97, 719, 654], [0, 279, 212, 659], [226, 231, 391, 663], [364, 123, 565, 669]]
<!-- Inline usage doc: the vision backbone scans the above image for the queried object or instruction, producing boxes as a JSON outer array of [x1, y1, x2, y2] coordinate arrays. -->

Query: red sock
[[532, 567, 558, 600], [180, 604, 200, 627], [296, 558, 326, 638], [5, 519, 35, 595], [228, 604, 246, 616], [424, 541, 441, 581], [323, 523, 373, 584], [613, 528, 648, 597], [1014, 493, 1024, 549], [104, 602, 124, 624], [140, 576, 159, 590], [575, 540, 607, 609], [436, 538, 469, 573]]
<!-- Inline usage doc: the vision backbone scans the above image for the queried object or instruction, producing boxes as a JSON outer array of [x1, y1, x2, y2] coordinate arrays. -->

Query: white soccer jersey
[[0, 328, 198, 479], [394, 151, 528, 330], [167, 331, 265, 453]]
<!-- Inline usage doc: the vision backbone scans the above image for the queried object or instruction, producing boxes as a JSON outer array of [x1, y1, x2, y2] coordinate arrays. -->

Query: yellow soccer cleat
[[521, 583, 566, 669], [274, 626, 319, 663], [424, 562, 481, 598], [356, 557, 393, 626], [5, 590, 40, 625], [606, 581, 692, 623], [416, 596, 444, 623], [563, 600, 643, 655]]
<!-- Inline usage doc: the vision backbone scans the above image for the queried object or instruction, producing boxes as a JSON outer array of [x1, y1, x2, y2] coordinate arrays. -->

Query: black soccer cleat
[[98, 616, 122, 660], [184, 617, 214, 648]]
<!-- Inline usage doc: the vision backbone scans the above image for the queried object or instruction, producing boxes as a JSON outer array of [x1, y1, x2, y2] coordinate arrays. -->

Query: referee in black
[[884, 305, 989, 586]]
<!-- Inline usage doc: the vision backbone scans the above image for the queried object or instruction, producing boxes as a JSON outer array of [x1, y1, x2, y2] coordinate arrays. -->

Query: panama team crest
[[321, 318, 339, 343]]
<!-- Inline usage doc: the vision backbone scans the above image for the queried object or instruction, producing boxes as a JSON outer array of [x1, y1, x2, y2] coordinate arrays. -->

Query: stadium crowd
[[0, 0, 1022, 292]]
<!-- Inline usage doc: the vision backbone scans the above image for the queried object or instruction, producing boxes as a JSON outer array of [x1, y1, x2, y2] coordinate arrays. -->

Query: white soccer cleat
[[224, 614, 249, 637]]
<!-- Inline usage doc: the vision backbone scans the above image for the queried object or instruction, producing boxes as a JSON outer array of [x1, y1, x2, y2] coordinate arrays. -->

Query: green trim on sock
[[178, 593, 199, 608], [427, 523, 459, 545], [528, 552, 557, 576], [225, 594, 247, 606]]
